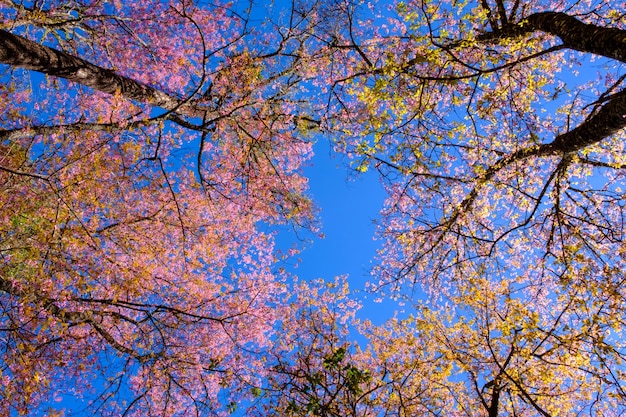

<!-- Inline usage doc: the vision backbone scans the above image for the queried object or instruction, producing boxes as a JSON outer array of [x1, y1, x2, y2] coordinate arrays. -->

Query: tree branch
[[479, 12, 626, 63], [551, 88, 626, 152], [0, 29, 211, 118]]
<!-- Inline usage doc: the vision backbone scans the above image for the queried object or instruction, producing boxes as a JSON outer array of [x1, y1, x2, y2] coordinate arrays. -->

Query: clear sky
[[277, 138, 408, 326]]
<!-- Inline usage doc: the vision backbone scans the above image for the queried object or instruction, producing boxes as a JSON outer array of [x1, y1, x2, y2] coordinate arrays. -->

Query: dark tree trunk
[[550, 89, 626, 152], [479, 11, 626, 63], [477, 12, 626, 153], [0, 29, 208, 118]]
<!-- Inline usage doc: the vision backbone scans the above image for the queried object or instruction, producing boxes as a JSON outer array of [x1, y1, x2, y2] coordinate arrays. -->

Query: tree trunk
[[479, 12, 626, 64], [0, 29, 209, 118], [550, 89, 626, 152]]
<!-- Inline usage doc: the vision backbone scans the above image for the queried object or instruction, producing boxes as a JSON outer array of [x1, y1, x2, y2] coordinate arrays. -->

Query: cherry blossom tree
[[260, 271, 625, 416], [0, 0, 318, 415], [249, 278, 378, 417], [2, 0, 626, 415], [309, 0, 625, 292], [254, 0, 626, 415]]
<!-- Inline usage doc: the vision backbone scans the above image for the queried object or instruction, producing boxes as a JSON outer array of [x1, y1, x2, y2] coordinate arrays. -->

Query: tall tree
[[0, 0, 316, 415], [260, 0, 626, 415], [309, 0, 626, 293]]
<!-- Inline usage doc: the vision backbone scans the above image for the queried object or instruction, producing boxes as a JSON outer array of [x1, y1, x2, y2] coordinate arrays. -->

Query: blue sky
[[291, 141, 383, 278], [278, 139, 399, 322]]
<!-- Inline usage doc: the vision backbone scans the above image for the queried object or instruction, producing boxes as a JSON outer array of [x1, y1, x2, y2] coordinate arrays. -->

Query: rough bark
[[479, 11, 626, 63], [551, 89, 626, 152], [477, 12, 626, 152], [0, 29, 210, 118]]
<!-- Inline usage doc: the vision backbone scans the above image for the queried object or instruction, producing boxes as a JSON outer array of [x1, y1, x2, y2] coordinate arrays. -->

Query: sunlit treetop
[[300, 0, 626, 297]]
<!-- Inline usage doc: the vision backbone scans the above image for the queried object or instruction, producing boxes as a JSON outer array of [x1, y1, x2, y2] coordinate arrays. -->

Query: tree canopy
[[0, 0, 625, 416]]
